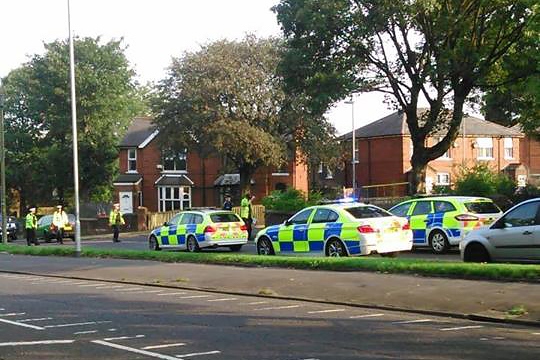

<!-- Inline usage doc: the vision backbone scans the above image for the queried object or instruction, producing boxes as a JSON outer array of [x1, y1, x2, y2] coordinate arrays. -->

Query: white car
[[460, 198, 540, 262]]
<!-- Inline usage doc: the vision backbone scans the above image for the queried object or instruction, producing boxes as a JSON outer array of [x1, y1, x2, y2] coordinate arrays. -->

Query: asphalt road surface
[[13, 232, 463, 261], [0, 272, 539, 360]]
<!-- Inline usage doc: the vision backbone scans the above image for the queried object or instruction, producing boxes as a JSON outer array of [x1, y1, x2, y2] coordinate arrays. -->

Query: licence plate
[[64, 226, 73, 231]]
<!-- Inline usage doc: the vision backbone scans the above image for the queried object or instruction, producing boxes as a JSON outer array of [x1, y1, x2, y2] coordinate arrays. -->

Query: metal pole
[[68, 0, 81, 256], [351, 98, 356, 195], [0, 83, 7, 245]]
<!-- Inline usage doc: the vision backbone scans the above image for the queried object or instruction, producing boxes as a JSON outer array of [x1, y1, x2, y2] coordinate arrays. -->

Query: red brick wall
[[353, 136, 406, 186], [520, 137, 540, 175]]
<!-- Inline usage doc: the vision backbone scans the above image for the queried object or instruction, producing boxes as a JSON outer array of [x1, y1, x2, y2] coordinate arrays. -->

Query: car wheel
[[380, 251, 398, 258], [149, 235, 161, 251], [9, 234, 16, 241], [229, 245, 242, 252], [186, 236, 200, 253], [429, 230, 450, 254], [326, 238, 347, 257], [464, 243, 490, 263], [257, 237, 274, 255]]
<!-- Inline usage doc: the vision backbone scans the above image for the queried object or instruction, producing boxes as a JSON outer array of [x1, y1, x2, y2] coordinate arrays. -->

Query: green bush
[[262, 188, 322, 212], [453, 164, 516, 198]]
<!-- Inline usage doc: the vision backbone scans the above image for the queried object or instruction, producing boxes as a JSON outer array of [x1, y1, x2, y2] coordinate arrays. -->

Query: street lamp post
[[0, 83, 6, 245], [345, 98, 357, 195], [67, 0, 81, 256]]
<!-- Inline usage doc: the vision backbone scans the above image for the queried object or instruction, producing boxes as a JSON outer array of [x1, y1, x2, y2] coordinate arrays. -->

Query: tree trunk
[[238, 165, 256, 197], [409, 150, 429, 195]]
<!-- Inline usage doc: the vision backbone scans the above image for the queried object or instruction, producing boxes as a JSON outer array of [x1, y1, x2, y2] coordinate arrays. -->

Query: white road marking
[[244, 301, 268, 305], [440, 325, 484, 331], [95, 285, 125, 289], [178, 295, 211, 299], [207, 298, 237, 302], [92, 340, 181, 360], [74, 330, 98, 335], [78, 283, 107, 287], [0, 308, 4, 311], [142, 290, 164, 294], [0, 312, 26, 317], [0, 318, 45, 330], [103, 335, 145, 341], [44, 321, 111, 328], [307, 309, 345, 314], [393, 319, 433, 324], [533, 332, 540, 335], [255, 305, 301, 311], [108, 328, 117, 332], [54, 280, 79, 284], [156, 292, 187, 296], [176, 350, 221, 358], [142, 342, 186, 350], [0, 340, 74, 346], [349, 313, 385, 319], [19, 317, 53, 323], [115, 287, 143, 292]]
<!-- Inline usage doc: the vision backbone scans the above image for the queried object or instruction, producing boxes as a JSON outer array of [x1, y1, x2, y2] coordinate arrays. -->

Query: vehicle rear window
[[210, 213, 240, 223], [345, 206, 391, 219], [464, 201, 501, 214]]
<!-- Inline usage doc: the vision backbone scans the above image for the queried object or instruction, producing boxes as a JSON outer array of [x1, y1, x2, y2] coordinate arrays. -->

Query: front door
[[119, 192, 133, 214]]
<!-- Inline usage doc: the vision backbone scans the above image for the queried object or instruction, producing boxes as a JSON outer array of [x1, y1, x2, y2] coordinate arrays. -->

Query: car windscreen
[[344, 206, 392, 219], [210, 213, 240, 223], [464, 201, 501, 214]]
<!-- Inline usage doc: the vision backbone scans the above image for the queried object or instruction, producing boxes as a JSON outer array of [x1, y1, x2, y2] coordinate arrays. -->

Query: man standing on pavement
[[109, 203, 125, 243], [222, 194, 233, 211], [52, 205, 68, 245], [240, 193, 254, 240], [25, 207, 39, 246]]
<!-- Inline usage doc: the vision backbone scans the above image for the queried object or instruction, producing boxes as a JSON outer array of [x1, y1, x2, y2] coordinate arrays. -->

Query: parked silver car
[[460, 198, 540, 262]]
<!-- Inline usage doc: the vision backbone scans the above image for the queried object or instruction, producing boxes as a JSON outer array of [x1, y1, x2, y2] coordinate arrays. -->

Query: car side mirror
[[163, 222, 169, 227], [284, 220, 291, 227]]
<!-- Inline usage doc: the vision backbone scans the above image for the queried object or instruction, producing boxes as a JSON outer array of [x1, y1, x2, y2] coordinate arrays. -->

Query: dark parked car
[[36, 214, 76, 242], [0, 215, 19, 241]]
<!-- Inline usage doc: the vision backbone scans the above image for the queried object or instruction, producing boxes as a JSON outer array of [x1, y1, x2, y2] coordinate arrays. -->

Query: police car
[[389, 196, 502, 254], [148, 209, 248, 252], [255, 202, 413, 257]]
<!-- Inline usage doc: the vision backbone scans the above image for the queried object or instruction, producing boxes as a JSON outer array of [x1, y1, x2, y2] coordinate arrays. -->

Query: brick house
[[340, 110, 526, 194], [113, 117, 308, 213]]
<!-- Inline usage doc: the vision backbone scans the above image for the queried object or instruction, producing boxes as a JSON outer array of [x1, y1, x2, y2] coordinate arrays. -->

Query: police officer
[[222, 194, 233, 211], [25, 207, 39, 246], [240, 193, 254, 240], [109, 203, 125, 243], [52, 205, 68, 244]]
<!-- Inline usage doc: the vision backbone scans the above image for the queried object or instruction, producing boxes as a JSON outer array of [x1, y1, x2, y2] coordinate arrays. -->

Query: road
[[0, 272, 538, 359], [12, 232, 463, 261]]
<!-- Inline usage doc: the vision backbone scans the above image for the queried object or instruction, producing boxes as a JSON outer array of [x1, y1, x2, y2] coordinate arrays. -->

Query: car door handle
[[522, 231, 533, 235], [423, 219, 429, 222]]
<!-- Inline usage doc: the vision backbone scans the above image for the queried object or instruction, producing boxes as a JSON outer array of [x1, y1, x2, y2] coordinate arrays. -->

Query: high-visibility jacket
[[25, 213, 37, 229], [109, 210, 125, 226], [240, 198, 250, 218], [52, 210, 68, 229]]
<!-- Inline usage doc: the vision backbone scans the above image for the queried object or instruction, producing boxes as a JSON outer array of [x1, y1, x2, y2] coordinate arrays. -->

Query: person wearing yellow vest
[[240, 193, 255, 240], [109, 203, 125, 243], [25, 207, 39, 246], [52, 205, 69, 245]]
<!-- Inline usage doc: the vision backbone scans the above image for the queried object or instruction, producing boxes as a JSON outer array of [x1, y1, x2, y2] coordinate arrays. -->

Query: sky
[[0, 0, 395, 135]]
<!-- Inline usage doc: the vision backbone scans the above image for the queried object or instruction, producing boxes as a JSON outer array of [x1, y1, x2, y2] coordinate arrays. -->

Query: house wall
[[354, 136, 406, 186], [520, 136, 540, 177]]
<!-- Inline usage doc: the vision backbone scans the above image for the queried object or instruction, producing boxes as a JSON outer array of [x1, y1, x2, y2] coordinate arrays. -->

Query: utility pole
[[68, 0, 82, 256], [0, 83, 7, 245], [345, 97, 357, 196]]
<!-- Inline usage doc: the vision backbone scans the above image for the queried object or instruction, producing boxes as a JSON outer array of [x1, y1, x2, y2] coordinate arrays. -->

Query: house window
[[163, 149, 187, 172], [272, 162, 289, 176], [436, 173, 450, 185], [158, 186, 191, 212], [438, 137, 451, 159], [476, 137, 494, 159], [127, 149, 137, 173], [138, 191, 143, 207], [325, 166, 334, 180], [504, 138, 514, 159]]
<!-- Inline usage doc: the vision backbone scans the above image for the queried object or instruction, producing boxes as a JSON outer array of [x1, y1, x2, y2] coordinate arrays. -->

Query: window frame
[[158, 186, 191, 212], [411, 201, 433, 216], [162, 149, 188, 173], [436, 172, 451, 186], [503, 137, 514, 160], [500, 201, 540, 228], [437, 137, 451, 160], [288, 208, 313, 225], [127, 148, 137, 173], [476, 137, 494, 160]]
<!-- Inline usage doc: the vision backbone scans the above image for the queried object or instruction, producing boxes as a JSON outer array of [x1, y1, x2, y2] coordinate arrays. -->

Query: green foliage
[[152, 35, 337, 193], [453, 164, 516, 198], [3, 37, 142, 209], [262, 188, 322, 212]]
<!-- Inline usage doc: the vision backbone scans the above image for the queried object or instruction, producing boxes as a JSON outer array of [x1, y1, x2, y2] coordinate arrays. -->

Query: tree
[[3, 37, 142, 211], [152, 35, 335, 194], [274, 0, 537, 193]]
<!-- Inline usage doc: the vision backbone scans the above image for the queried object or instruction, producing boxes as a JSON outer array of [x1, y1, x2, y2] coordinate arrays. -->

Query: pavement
[[0, 252, 538, 327]]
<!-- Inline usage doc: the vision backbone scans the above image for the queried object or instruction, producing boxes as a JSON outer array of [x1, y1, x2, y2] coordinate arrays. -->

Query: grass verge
[[0, 244, 539, 282]]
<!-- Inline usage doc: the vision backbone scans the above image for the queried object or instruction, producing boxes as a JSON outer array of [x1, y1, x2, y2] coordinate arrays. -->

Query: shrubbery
[[453, 164, 516, 198], [262, 188, 323, 212]]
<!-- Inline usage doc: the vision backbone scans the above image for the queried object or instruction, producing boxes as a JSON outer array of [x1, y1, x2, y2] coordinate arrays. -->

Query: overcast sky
[[0, 0, 395, 134]]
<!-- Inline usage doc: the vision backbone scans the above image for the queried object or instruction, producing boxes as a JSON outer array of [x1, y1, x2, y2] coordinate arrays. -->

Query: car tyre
[[429, 230, 450, 254], [149, 235, 161, 251], [464, 243, 490, 263], [257, 237, 274, 256], [229, 245, 242, 252], [326, 238, 348, 257], [186, 236, 200, 253]]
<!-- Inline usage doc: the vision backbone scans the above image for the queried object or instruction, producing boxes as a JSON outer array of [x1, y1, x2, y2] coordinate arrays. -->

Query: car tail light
[[357, 225, 378, 233], [455, 214, 479, 221], [240, 224, 247, 231], [204, 225, 217, 233], [402, 222, 410, 230]]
